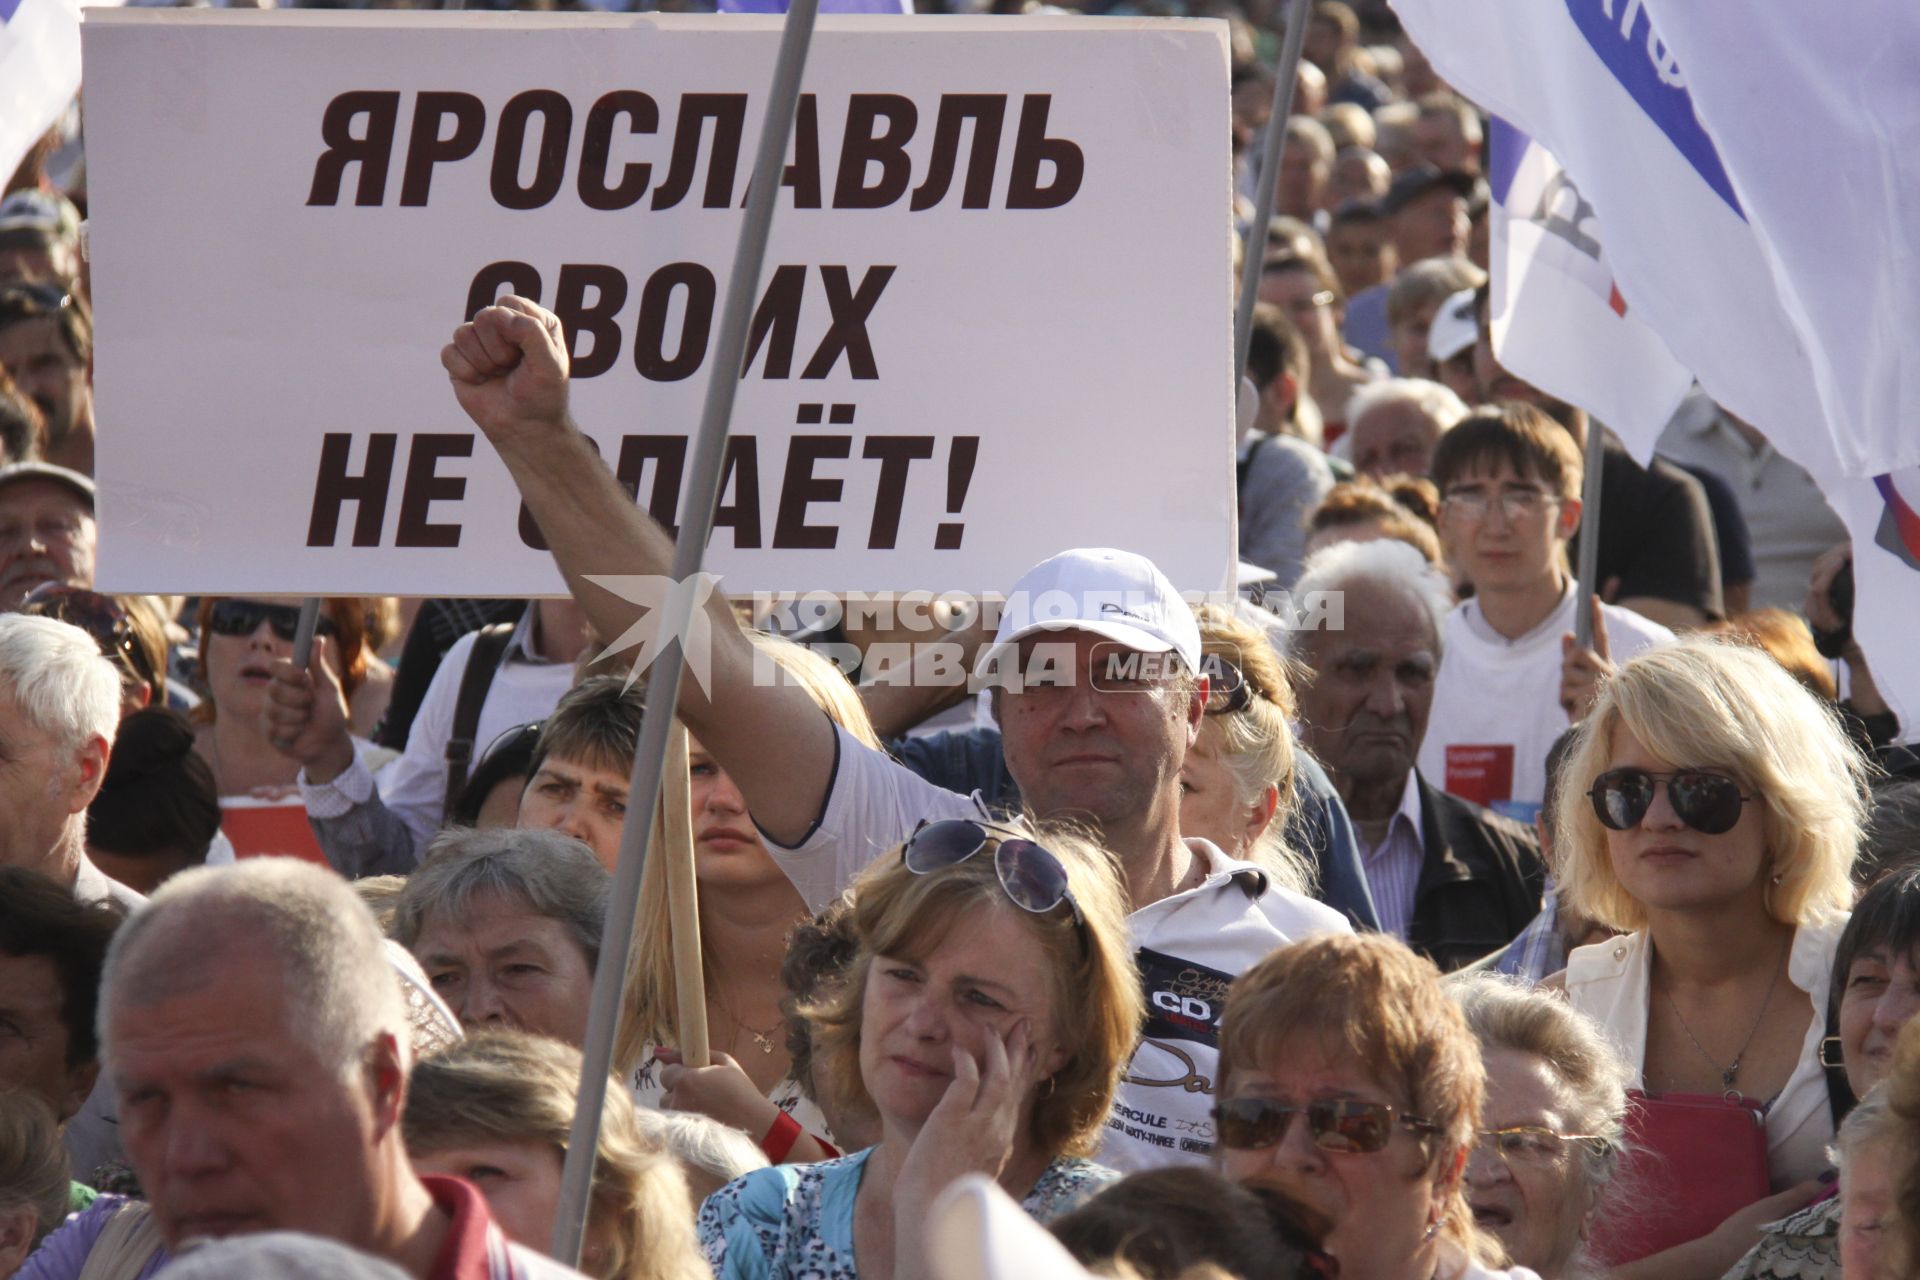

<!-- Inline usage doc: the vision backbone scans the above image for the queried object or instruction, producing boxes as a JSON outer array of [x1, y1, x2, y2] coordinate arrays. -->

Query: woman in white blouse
[[1549, 637, 1868, 1278]]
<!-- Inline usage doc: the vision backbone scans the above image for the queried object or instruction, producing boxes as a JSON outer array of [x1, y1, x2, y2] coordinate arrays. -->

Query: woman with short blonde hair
[[1554, 637, 1867, 1269]]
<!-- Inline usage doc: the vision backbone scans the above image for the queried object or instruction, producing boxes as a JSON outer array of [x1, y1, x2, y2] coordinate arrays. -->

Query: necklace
[[1658, 944, 1787, 1094], [710, 987, 784, 1056]]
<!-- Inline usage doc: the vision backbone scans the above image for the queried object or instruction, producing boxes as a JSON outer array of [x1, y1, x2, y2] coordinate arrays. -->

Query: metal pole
[[291, 598, 322, 668], [1231, 0, 1312, 384], [1573, 419, 1606, 649], [551, 0, 821, 1264]]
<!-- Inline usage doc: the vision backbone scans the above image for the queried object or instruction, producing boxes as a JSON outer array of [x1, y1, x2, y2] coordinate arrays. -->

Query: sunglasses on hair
[[1587, 768, 1753, 836], [902, 818, 1089, 958], [208, 598, 337, 643], [1212, 1097, 1440, 1154], [21, 585, 155, 689], [0, 282, 73, 315], [1202, 658, 1255, 716]]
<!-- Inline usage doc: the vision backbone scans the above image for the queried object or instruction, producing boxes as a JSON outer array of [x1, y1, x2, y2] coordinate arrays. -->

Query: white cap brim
[[972, 617, 1183, 682]]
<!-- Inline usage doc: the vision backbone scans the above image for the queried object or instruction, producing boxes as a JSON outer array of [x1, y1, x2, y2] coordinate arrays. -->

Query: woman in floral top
[[697, 819, 1144, 1280]]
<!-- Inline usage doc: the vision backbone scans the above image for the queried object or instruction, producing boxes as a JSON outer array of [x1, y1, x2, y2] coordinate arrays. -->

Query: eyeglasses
[[1441, 486, 1556, 521], [1475, 1125, 1609, 1164], [902, 818, 1089, 958], [1212, 1097, 1440, 1154], [21, 584, 156, 690], [1587, 768, 1753, 835], [208, 598, 337, 643]]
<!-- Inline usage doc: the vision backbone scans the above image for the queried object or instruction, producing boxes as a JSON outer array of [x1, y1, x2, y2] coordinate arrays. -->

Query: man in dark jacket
[[1290, 537, 1544, 970]]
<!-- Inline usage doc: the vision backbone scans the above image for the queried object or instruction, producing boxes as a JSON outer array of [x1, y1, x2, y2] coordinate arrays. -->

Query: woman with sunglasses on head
[[1212, 932, 1530, 1280], [1177, 604, 1317, 897], [190, 595, 380, 797], [1550, 638, 1868, 1278], [697, 818, 1142, 1280]]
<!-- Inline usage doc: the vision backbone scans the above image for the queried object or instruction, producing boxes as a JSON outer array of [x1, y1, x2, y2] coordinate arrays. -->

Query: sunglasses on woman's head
[[1587, 768, 1752, 835], [902, 818, 1089, 958], [1212, 1097, 1440, 1154], [208, 598, 337, 643], [21, 585, 155, 689], [1202, 658, 1255, 716]]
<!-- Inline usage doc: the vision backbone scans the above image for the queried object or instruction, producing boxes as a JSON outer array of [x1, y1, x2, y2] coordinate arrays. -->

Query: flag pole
[[1573, 420, 1605, 649], [1232, 0, 1312, 384], [550, 0, 821, 1264]]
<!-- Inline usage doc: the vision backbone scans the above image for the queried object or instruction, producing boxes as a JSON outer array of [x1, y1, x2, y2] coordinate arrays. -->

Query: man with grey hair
[[1343, 376, 1468, 479], [0, 612, 135, 909], [1289, 539, 1543, 970], [98, 858, 588, 1279]]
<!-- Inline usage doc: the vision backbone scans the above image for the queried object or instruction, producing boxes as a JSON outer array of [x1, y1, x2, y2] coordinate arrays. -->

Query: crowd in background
[[2, 3, 1918, 1280]]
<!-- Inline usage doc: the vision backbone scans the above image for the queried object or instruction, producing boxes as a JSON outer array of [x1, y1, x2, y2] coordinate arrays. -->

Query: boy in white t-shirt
[[1417, 403, 1673, 818]]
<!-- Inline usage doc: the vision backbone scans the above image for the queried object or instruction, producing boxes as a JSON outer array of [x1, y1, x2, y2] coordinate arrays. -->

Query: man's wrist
[[305, 736, 357, 785]]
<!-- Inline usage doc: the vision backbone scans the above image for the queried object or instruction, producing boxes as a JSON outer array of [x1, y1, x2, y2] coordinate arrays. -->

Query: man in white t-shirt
[[439, 297, 1350, 1173], [1417, 403, 1673, 820]]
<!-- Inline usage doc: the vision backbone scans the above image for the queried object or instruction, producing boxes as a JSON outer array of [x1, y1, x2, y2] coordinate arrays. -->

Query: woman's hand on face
[[896, 1019, 1042, 1205], [656, 1048, 782, 1139]]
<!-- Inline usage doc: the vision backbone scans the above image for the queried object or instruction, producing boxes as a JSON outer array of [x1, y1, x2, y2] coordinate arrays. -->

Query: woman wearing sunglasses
[[1552, 639, 1867, 1274], [697, 818, 1142, 1280], [1176, 604, 1315, 895], [191, 596, 377, 797], [1212, 932, 1527, 1280]]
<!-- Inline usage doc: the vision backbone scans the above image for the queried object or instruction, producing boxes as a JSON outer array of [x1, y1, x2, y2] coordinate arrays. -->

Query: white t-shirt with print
[[765, 725, 1352, 1174]]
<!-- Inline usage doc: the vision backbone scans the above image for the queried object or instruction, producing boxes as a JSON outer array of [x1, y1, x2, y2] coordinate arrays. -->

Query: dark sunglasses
[[208, 598, 337, 644], [21, 585, 155, 689], [1212, 1097, 1440, 1154], [903, 818, 1089, 958], [1587, 768, 1753, 835], [1202, 657, 1254, 716]]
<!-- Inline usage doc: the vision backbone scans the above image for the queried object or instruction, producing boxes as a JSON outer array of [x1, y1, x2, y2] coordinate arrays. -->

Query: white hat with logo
[[974, 547, 1201, 680]]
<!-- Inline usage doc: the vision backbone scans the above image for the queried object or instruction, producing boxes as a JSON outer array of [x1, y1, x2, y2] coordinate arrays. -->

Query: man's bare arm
[[442, 296, 836, 844]]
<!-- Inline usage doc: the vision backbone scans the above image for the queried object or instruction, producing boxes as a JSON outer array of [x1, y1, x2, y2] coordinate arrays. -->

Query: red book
[[219, 795, 330, 867], [1591, 1089, 1771, 1264]]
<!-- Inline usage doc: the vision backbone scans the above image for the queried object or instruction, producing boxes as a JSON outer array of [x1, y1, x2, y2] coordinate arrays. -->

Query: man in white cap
[[1424, 286, 1479, 404], [438, 297, 1349, 1173]]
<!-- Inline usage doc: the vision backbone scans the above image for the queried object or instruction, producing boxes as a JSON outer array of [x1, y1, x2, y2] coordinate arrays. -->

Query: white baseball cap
[[973, 547, 1201, 680], [1426, 287, 1480, 363]]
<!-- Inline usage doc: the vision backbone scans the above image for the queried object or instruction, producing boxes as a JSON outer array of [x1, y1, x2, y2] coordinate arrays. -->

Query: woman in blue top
[[697, 818, 1144, 1280]]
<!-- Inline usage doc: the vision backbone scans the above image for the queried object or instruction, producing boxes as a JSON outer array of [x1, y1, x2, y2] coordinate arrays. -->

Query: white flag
[[1391, 0, 1920, 736], [0, 0, 82, 187], [1485, 116, 1693, 458]]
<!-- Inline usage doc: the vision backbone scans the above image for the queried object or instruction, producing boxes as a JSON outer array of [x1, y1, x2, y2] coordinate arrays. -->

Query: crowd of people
[[3, 2, 1918, 1280]]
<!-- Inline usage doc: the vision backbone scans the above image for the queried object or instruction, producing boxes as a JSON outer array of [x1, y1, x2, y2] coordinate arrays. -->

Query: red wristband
[[761, 1110, 804, 1163]]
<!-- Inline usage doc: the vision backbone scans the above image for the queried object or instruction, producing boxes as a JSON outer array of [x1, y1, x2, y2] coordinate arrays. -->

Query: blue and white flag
[[1392, 0, 1920, 735], [1485, 116, 1693, 457], [0, 0, 83, 187]]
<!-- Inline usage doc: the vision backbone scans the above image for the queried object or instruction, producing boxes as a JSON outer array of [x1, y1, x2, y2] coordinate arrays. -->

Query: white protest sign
[[82, 11, 1234, 596]]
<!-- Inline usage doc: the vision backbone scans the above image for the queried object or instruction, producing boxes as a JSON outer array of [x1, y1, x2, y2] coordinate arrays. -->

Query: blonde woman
[[1551, 638, 1868, 1277], [404, 1030, 710, 1280], [623, 633, 882, 1164], [1175, 604, 1314, 898]]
